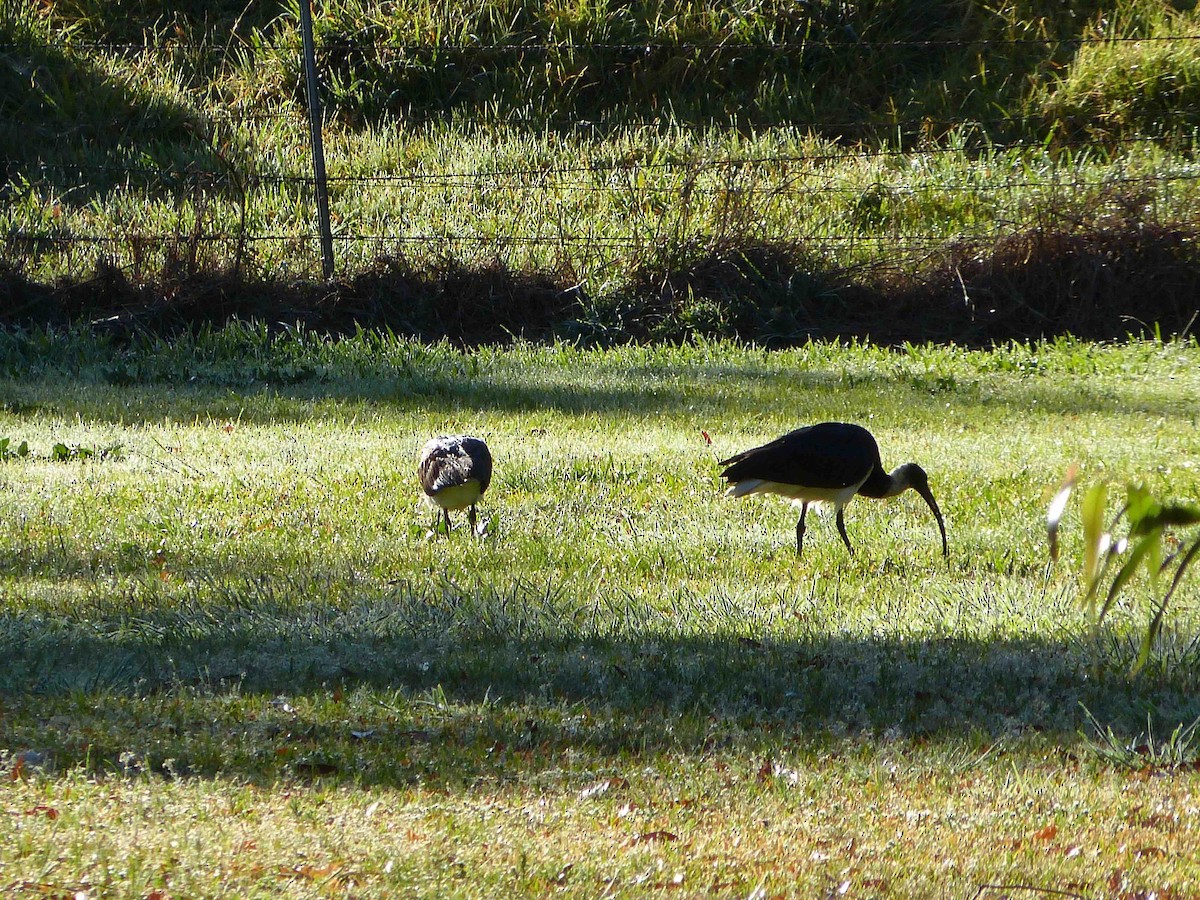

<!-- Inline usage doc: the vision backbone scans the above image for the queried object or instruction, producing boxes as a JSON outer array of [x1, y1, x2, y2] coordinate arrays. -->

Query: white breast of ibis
[[725, 473, 867, 508], [427, 480, 483, 512]]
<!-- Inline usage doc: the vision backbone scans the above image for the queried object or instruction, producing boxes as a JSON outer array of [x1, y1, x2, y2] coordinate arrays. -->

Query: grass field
[[4, 1, 1200, 895], [5, 1, 1200, 347], [2, 330, 1199, 897]]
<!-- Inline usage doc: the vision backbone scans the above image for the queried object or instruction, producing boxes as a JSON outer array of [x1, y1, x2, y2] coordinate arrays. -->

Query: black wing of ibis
[[718, 423, 882, 491]]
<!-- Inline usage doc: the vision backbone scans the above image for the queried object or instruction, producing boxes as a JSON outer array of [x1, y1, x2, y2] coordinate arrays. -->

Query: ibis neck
[[859, 465, 912, 499], [881, 466, 914, 498]]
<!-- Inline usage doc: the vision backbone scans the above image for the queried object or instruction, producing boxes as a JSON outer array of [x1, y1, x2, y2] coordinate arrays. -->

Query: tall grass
[[3, 0, 1199, 302]]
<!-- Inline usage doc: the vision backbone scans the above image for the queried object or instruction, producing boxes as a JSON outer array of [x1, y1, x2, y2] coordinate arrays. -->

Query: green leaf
[[0, 437, 26, 460], [1161, 538, 1200, 609], [1134, 537, 1200, 675], [1124, 484, 1158, 528], [1135, 599, 1169, 676], [1132, 503, 1200, 535], [1097, 534, 1157, 625], [1079, 481, 1108, 599], [1082, 537, 1120, 619]]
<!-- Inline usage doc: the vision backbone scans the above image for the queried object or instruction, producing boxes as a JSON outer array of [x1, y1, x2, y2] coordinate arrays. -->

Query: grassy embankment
[[2, 0, 1200, 341], [1, 331, 1199, 896]]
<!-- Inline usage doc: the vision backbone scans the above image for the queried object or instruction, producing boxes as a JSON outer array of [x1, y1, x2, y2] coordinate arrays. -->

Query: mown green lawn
[[2, 332, 1199, 897]]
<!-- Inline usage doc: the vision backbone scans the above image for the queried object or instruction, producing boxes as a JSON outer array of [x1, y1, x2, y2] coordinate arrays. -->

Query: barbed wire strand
[[9, 32, 1200, 56], [5, 30, 1199, 277]]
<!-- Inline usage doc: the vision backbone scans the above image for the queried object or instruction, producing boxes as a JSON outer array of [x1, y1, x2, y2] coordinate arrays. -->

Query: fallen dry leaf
[[1034, 824, 1059, 840], [1108, 868, 1129, 893], [1133, 846, 1168, 859], [1129, 811, 1175, 829], [397, 730, 435, 743], [7, 884, 82, 900], [632, 830, 678, 845], [757, 758, 800, 784]]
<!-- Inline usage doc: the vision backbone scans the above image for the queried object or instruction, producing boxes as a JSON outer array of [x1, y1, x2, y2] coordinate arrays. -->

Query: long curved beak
[[916, 484, 949, 558]]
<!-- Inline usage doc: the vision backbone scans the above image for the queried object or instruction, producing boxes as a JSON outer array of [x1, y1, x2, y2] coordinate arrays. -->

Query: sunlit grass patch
[[1, 333, 1199, 895]]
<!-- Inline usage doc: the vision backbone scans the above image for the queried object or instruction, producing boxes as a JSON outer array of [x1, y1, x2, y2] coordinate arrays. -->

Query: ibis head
[[872, 462, 948, 558], [418, 435, 493, 534], [719, 422, 947, 558]]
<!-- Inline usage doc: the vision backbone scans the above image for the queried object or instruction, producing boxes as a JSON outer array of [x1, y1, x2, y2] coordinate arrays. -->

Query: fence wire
[[13, 32, 1200, 55], [4, 29, 1200, 281]]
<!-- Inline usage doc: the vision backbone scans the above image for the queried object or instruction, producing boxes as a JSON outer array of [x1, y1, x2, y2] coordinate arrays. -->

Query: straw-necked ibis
[[418, 435, 492, 534], [719, 422, 948, 558]]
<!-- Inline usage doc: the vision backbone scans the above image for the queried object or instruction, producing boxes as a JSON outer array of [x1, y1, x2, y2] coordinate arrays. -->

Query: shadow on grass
[[0, 16, 220, 204], [4, 213, 1200, 348], [1, 355, 1194, 429], [3, 574, 1197, 784]]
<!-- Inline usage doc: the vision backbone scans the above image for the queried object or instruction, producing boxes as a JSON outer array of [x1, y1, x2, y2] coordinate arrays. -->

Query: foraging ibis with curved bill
[[418, 435, 493, 535], [719, 422, 948, 558]]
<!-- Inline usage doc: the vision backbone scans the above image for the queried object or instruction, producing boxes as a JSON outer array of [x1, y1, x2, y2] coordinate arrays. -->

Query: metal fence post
[[299, 0, 335, 279]]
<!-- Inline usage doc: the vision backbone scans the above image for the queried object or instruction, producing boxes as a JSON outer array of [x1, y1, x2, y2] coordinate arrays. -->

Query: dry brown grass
[[5, 750, 1200, 898]]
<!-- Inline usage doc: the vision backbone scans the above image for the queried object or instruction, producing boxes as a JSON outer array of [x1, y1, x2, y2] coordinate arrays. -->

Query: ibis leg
[[795, 502, 808, 556], [443, 509, 453, 534], [835, 507, 853, 554], [468, 503, 478, 535]]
